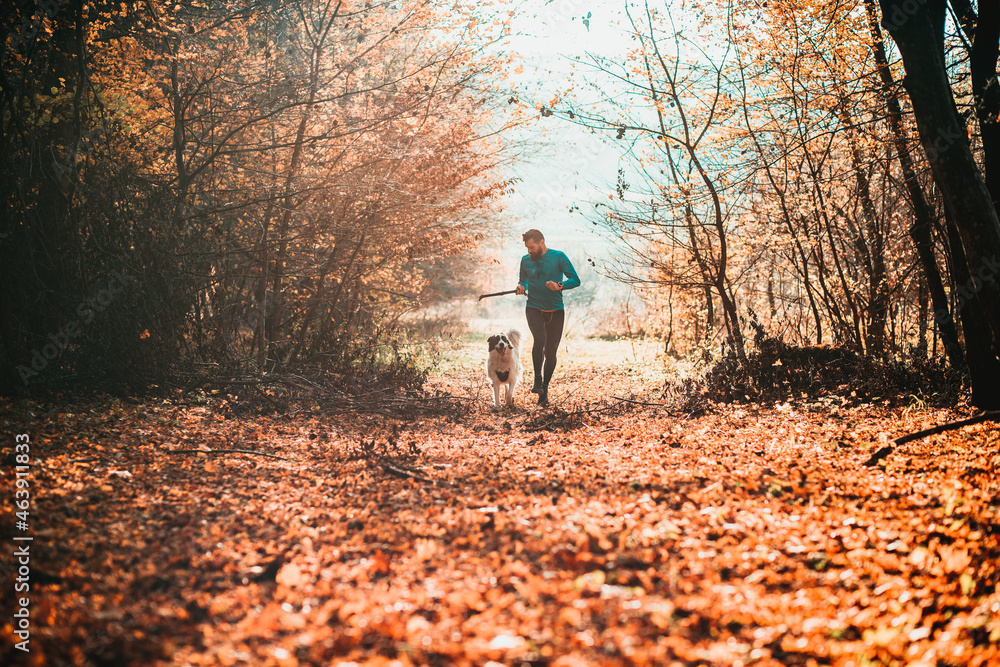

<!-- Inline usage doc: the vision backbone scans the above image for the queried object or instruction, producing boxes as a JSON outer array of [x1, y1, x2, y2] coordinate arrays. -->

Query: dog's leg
[[493, 383, 501, 409], [506, 369, 519, 407]]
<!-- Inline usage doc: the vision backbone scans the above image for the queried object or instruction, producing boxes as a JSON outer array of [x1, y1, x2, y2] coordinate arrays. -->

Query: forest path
[[2, 339, 998, 666]]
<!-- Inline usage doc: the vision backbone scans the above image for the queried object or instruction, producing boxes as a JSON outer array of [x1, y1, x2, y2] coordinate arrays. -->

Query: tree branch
[[893, 411, 1000, 446]]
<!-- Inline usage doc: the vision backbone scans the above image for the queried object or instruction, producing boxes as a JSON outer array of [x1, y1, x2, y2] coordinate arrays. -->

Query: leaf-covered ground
[[2, 338, 999, 666]]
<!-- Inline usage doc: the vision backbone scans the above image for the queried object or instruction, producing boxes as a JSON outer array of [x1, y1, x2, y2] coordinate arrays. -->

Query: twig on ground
[[165, 449, 289, 461], [610, 395, 669, 407], [863, 446, 893, 467], [893, 410, 1000, 446], [184, 375, 312, 394], [865, 410, 1000, 466], [562, 403, 616, 418], [381, 394, 476, 404], [379, 462, 437, 484]]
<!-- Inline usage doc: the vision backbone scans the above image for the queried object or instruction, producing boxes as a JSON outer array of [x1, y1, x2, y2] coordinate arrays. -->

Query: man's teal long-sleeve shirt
[[518, 249, 581, 311]]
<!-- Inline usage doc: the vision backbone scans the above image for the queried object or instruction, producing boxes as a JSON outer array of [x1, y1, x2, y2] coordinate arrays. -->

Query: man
[[515, 229, 581, 406]]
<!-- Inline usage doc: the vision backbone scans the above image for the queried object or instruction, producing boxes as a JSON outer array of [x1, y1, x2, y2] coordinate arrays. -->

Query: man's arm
[[517, 256, 528, 294], [559, 252, 581, 290]]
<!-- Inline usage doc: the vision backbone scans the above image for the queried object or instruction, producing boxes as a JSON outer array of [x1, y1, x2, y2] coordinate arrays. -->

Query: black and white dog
[[486, 328, 523, 409]]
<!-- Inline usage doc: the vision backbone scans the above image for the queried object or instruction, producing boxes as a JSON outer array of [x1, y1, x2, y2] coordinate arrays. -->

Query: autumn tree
[[528, 0, 995, 406], [726, 1, 910, 357], [547, 1, 750, 363], [0, 0, 518, 393], [725, 0, 1000, 401], [535, 1, 920, 362], [874, 0, 1000, 408]]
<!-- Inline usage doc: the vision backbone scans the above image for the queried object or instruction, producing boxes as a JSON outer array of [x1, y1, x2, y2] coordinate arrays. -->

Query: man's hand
[[516, 284, 526, 295], [545, 281, 563, 291]]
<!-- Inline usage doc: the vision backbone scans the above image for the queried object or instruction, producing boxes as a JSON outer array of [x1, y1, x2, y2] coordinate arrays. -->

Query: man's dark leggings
[[525, 307, 565, 385]]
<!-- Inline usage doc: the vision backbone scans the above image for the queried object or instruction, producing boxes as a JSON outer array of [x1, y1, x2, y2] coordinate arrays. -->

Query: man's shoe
[[530, 377, 543, 394], [537, 385, 549, 406]]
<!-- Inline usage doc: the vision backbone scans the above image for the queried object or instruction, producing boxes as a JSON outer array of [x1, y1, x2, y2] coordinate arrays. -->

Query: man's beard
[[528, 249, 543, 260]]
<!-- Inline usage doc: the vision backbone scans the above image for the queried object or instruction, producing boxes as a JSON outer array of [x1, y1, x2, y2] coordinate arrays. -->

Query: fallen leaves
[[0, 341, 998, 666]]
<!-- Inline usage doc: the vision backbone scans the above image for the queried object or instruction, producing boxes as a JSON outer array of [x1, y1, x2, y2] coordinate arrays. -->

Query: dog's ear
[[487, 334, 499, 351]]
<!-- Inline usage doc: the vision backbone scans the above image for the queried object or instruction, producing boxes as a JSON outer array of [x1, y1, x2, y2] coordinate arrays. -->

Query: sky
[[495, 0, 634, 252], [470, 1, 644, 329]]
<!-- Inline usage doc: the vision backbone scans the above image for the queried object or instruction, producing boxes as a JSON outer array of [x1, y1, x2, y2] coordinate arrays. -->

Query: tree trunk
[[265, 109, 312, 365], [864, 0, 965, 368], [945, 221, 1000, 409], [917, 277, 928, 355], [968, 1, 1000, 211], [837, 96, 888, 357], [879, 0, 1000, 408]]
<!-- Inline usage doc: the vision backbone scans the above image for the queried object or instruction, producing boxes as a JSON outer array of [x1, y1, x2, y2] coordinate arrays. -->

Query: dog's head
[[488, 332, 513, 357]]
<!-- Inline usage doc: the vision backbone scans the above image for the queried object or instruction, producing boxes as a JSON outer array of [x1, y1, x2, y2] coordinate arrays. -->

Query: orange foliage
[[1, 342, 997, 664]]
